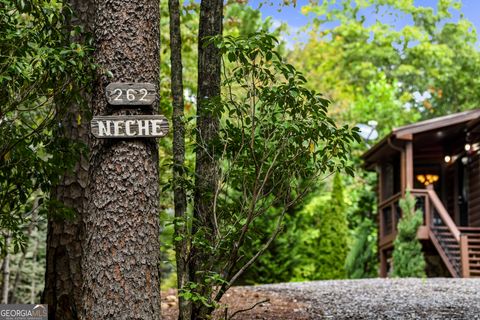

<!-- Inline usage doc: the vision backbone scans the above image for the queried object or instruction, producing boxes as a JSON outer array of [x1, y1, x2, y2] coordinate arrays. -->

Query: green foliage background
[[0, 0, 93, 251], [286, 0, 480, 280], [291, 173, 349, 280], [241, 173, 351, 283]]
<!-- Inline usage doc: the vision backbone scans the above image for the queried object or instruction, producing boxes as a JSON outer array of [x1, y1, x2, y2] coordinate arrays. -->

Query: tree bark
[[42, 1, 93, 318], [82, 0, 162, 319], [190, 0, 223, 319], [1, 234, 11, 304], [167, 0, 190, 319]]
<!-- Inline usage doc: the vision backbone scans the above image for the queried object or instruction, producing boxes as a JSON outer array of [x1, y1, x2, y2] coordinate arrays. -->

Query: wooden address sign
[[105, 82, 157, 106], [91, 115, 169, 138]]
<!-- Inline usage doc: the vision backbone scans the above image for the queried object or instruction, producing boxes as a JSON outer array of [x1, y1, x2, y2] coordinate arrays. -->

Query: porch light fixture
[[416, 174, 439, 186]]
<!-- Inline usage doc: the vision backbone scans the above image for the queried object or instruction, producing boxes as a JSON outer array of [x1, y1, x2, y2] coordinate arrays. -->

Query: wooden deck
[[378, 187, 480, 278]]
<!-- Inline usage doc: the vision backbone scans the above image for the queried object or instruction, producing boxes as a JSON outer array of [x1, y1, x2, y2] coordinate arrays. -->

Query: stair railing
[[426, 187, 460, 241], [425, 186, 466, 277]]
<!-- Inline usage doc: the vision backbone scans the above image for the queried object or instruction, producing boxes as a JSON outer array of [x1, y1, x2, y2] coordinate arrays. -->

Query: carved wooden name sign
[[105, 82, 157, 106], [91, 115, 169, 138]]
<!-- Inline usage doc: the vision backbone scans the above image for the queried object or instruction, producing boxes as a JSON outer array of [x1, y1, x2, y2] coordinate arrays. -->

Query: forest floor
[[161, 278, 480, 319]]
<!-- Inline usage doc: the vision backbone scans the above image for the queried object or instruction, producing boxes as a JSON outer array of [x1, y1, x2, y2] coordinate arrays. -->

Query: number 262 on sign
[[105, 82, 156, 106]]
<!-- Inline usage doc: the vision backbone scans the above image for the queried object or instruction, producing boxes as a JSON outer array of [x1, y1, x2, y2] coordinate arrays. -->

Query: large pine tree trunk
[[190, 0, 223, 319], [81, 0, 162, 319], [44, 160, 87, 318], [42, 1, 93, 318], [168, 0, 189, 319]]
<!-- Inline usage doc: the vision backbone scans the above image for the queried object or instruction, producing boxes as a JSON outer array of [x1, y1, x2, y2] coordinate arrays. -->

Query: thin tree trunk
[[30, 234, 39, 304], [1, 234, 11, 304], [168, 0, 190, 319], [10, 197, 39, 304], [82, 0, 162, 318], [190, 0, 223, 319], [42, 1, 93, 318]]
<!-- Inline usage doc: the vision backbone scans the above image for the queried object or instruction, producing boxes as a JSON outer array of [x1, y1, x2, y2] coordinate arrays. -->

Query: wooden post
[[453, 164, 460, 224], [392, 202, 396, 233], [380, 249, 387, 278], [400, 140, 414, 195], [460, 234, 470, 278], [377, 164, 383, 202], [426, 184, 433, 227], [379, 205, 384, 238], [405, 141, 414, 190], [377, 164, 384, 237], [401, 149, 406, 195]]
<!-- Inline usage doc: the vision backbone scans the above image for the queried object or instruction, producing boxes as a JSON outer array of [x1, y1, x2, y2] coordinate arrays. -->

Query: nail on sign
[[91, 115, 169, 138], [105, 82, 156, 106]]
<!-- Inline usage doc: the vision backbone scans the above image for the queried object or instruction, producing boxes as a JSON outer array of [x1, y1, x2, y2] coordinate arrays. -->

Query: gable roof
[[391, 109, 480, 139], [362, 109, 480, 166]]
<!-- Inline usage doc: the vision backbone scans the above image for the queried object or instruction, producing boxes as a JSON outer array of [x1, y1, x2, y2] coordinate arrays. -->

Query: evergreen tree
[[317, 173, 349, 279], [392, 191, 426, 277], [292, 173, 349, 280], [345, 177, 378, 279], [345, 219, 377, 279]]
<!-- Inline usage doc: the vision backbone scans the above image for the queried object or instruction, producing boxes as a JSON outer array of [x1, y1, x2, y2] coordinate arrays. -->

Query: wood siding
[[381, 157, 401, 201], [469, 153, 480, 227], [445, 164, 456, 220]]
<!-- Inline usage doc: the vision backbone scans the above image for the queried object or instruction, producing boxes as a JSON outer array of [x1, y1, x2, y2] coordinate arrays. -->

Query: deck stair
[[459, 228, 480, 277], [425, 188, 480, 278], [431, 226, 461, 276]]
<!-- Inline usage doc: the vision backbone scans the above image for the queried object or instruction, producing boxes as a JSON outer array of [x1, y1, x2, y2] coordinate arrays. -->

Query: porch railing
[[379, 187, 478, 278], [378, 189, 428, 243], [378, 193, 402, 240]]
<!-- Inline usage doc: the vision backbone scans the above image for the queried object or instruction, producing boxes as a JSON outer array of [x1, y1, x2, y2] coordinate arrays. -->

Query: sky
[[248, 0, 480, 47]]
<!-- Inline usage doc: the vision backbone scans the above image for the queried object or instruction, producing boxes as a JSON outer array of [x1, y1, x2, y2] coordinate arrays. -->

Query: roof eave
[[361, 134, 392, 168]]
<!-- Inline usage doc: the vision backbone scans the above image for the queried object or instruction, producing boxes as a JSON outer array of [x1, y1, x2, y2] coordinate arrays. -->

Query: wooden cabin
[[363, 110, 480, 278]]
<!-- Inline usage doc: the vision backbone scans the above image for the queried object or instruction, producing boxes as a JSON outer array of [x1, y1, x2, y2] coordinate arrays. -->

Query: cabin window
[[382, 206, 393, 236], [381, 159, 400, 200]]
